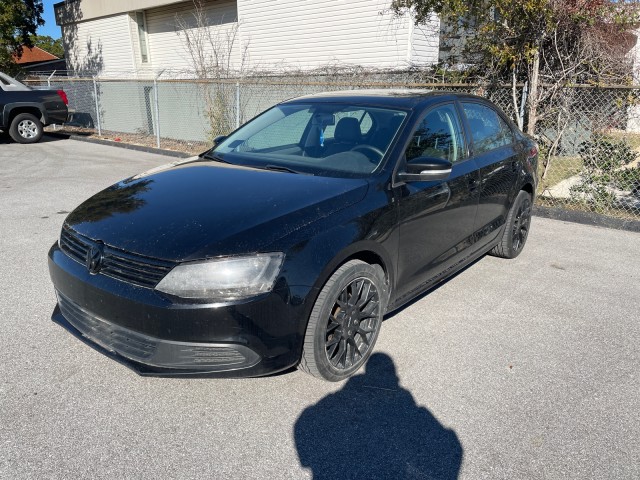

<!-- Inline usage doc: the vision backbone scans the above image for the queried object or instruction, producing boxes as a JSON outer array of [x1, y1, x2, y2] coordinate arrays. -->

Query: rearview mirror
[[212, 135, 227, 146], [397, 157, 452, 183], [312, 113, 335, 127]]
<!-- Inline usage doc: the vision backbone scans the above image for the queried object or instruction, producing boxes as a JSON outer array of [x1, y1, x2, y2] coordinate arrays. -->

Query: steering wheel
[[350, 145, 384, 163]]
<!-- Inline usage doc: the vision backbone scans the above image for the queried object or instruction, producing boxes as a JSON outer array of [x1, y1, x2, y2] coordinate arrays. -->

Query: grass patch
[[537, 155, 583, 194], [535, 196, 640, 221], [600, 130, 640, 150]]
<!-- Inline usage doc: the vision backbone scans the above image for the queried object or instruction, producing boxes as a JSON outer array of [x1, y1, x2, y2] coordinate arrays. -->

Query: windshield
[[212, 103, 407, 177]]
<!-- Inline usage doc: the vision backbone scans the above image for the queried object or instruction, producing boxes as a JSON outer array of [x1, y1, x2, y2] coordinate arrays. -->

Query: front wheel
[[9, 113, 43, 144], [490, 190, 532, 259], [298, 260, 387, 381]]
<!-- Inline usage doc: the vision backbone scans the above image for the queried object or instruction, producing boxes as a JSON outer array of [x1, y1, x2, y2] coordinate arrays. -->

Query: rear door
[[394, 103, 480, 302], [460, 101, 520, 249]]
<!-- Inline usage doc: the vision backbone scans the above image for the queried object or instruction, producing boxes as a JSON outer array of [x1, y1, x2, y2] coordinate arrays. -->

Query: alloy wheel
[[512, 197, 531, 252], [18, 120, 38, 139], [324, 277, 381, 370]]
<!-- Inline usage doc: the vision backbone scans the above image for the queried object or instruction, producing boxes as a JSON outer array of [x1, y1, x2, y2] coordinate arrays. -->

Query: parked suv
[[49, 90, 538, 381], [0, 72, 68, 144]]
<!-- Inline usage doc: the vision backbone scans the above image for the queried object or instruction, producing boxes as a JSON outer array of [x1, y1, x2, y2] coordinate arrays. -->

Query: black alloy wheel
[[299, 260, 387, 381], [490, 190, 533, 259], [325, 277, 381, 369], [511, 195, 532, 253]]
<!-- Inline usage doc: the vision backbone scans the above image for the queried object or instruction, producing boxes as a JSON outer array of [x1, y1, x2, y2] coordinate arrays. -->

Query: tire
[[9, 113, 43, 144], [490, 190, 532, 259], [299, 260, 387, 381]]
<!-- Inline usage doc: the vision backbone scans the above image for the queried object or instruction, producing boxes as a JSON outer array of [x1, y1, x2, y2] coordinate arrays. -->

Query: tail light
[[527, 145, 538, 159], [57, 90, 68, 105]]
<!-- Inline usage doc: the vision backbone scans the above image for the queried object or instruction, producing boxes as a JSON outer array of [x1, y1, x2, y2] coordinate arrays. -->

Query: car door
[[460, 101, 520, 249], [394, 103, 480, 302]]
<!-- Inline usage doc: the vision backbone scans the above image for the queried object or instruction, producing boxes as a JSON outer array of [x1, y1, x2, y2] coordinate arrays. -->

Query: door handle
[[468, 177, 479, 191]]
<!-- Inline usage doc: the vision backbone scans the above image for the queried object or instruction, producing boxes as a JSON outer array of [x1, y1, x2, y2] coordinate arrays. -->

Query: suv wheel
[[490, 190, 532, 259], [9, 113, 43, 144], [299, 260, 387, 381]]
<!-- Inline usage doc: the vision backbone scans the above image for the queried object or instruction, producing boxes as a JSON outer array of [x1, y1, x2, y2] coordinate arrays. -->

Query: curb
[[45, 132, 193, 159], [533, 205, 640, 233]]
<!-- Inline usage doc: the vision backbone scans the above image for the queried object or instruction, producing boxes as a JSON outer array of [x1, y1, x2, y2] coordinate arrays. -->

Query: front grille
[[59, 227, 174, 288], [55, 292, 261, 371], [57, 292, 157, 360]]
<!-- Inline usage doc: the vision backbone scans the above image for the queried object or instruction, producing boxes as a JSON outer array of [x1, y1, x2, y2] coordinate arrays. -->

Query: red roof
[[13, 46, 59, 64]]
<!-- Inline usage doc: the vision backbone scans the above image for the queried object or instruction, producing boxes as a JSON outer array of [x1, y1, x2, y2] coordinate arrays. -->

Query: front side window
[[462, 102, 514, 155], [214, 103, 407, 177], [405, 104, 465, 163]]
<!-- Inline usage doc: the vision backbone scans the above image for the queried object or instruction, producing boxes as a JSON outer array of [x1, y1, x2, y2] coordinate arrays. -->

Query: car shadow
[[0, 133, 70, 144], [294, 353, 463, 479]]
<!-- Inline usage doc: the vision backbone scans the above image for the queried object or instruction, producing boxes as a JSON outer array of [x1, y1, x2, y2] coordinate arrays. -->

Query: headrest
[[334, 117, 361, 143]]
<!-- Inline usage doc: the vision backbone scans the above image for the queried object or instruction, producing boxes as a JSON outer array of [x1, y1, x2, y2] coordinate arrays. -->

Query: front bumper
[[48, 243, 315, 377]]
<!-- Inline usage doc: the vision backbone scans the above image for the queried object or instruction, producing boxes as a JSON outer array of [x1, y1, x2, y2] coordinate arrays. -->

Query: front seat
[[324, 117, 362, 156]]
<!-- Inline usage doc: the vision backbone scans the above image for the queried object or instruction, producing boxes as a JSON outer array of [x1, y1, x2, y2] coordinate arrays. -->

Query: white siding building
[[55, 0, 440, 76]]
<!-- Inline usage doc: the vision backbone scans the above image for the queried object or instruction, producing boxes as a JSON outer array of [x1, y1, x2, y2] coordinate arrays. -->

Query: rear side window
[[462, 103, 514, 155]]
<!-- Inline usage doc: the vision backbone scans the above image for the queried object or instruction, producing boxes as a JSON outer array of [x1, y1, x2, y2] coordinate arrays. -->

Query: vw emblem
[[86, 243, 104, 274]]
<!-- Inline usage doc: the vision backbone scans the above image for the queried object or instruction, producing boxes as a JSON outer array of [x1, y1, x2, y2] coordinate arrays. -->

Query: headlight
[[155, 253, 284, 300]]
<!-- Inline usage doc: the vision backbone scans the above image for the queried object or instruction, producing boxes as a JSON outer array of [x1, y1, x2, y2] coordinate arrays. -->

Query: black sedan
[[48, 90, 538, 381]]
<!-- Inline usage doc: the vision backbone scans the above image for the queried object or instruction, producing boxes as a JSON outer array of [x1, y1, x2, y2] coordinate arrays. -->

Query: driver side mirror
[[397, 157, 452, 183]]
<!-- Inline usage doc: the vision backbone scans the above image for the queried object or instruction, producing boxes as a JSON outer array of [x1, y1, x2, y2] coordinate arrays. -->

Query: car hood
[[64, 160, 369, 261]]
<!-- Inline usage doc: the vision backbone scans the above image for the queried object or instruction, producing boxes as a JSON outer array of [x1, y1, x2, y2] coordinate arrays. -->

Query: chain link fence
[[23, 72, 640, 220]]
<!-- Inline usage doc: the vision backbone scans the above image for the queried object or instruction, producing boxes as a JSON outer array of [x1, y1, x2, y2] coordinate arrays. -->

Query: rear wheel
[[299, 260, 387, 381], [490, 190, 532, 259], [9, 113, 43, 144]]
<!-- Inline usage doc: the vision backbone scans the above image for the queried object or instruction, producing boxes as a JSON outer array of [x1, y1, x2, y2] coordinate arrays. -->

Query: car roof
[[282, 89, 488, 109]]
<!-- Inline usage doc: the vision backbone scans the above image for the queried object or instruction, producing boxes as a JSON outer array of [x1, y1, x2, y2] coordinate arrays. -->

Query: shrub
[[570, 135, 639, 210]]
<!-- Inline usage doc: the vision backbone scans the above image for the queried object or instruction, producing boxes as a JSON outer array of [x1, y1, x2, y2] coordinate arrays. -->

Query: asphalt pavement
[[1, 136, 638, 479]]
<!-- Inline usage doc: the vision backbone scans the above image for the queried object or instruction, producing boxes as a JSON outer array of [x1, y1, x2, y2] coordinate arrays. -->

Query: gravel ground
[[1, 137, 638, 479]]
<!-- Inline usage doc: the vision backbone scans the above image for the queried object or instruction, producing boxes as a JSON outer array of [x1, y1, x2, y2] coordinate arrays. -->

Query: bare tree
[[175, 0, 249, 139]]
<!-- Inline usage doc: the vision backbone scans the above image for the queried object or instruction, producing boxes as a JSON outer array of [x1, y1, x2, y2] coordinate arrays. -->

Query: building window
[[136, 11, 149, 64]]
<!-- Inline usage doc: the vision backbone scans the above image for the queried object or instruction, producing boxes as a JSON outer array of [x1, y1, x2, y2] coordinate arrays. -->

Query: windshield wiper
[[259, 164, 306, 175], [202, 152, 231, 164]]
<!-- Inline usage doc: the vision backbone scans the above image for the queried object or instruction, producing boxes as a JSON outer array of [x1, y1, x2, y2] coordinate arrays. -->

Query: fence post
[[47, 71, 56, 88], [154, 71, 164, 149], [235, 82, 240, 129], [519, 81, 528, 132], [92, 76, 102, 136]]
